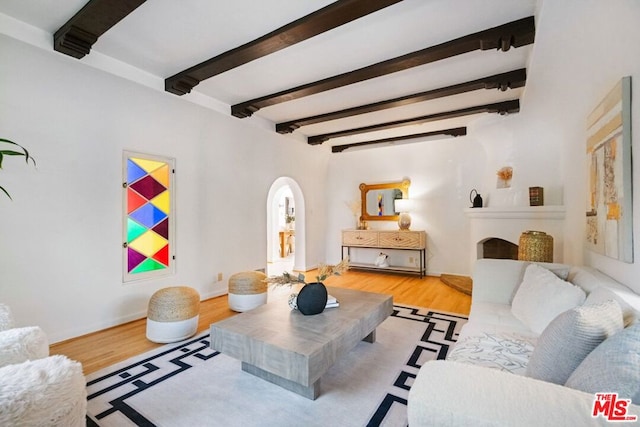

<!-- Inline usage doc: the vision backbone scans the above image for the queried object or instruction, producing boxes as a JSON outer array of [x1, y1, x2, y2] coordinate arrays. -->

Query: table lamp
[[394, 198, 413, 230]]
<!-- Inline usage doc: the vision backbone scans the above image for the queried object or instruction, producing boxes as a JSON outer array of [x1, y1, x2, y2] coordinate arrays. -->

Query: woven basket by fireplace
[[518, 230, 553, 262]]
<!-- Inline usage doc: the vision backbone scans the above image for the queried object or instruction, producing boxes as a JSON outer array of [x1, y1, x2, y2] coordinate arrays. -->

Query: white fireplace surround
[[465, 206, 566, 270]]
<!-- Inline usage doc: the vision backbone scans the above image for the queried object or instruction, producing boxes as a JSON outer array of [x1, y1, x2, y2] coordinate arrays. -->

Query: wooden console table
[[341, 230, 427, 277]]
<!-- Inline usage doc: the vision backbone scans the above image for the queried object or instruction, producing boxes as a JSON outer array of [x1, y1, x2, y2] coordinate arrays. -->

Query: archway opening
[[266, 177, 306, 276]]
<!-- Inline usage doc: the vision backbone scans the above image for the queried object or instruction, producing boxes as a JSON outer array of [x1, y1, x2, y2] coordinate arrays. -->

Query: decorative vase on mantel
[[295, 282, 328, 316]]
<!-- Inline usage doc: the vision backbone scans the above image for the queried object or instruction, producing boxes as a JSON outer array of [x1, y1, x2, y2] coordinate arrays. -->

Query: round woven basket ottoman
[[146, 286, 200, 343], [228, 271, 268, 312]]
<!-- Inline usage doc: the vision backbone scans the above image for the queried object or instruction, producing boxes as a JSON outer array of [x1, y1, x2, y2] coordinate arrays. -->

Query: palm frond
[[0, 139, 36, 166], [0, 138, 37, 200]]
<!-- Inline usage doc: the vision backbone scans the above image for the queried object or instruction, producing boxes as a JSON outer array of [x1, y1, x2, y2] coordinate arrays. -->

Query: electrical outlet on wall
[[217, 272, 223, 282]]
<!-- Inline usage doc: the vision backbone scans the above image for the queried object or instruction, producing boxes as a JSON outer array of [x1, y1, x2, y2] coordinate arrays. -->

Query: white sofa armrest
[[408, 361, 639, 426], [0, 326, 49, 368]]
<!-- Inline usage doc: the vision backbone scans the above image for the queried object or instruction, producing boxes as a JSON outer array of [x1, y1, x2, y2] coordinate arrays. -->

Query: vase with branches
[[265, 258, 349, 315]]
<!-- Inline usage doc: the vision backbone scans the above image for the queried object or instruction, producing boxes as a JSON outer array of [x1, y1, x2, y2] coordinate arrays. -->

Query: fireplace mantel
[[464, 205, 565, 219]]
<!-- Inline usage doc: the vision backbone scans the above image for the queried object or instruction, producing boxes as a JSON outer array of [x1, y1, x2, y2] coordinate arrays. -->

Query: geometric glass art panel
[[123, 152, 175, 282]]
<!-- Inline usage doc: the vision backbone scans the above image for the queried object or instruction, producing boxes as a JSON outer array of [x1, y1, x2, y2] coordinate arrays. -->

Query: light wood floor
[[50, 270, 471, 375]]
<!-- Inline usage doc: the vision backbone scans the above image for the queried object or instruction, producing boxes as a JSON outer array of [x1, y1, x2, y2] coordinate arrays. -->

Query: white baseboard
[[50, 289, 229, 344]]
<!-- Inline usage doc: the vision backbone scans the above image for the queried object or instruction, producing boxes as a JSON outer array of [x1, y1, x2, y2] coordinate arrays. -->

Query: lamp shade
[[394, 198, 413, 230], [394, 198, 412, 213]]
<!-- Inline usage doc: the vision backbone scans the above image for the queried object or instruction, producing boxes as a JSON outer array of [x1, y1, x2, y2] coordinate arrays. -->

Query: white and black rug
[[86, 305, 467, 427]]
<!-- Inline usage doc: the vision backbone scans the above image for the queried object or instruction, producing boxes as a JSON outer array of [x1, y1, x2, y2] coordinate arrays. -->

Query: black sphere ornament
[[295, 282, 328, 315]]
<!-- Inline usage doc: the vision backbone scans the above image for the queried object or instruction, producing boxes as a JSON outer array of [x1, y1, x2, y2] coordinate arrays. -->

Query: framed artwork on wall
[[585, 76, 633, 263], [123, 151, 176, 282]]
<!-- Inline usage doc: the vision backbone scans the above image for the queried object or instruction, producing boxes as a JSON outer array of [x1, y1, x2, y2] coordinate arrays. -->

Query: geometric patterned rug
[[366, 306, 467, 426], [86, 305, 467, 427]]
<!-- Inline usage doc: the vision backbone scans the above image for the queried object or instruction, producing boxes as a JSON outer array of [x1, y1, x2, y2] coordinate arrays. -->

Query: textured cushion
[[585, 286, 640, 327], [511, 264, 586, 334], [0, 326, 49, 368], [0, 304, 14, 331], [566, 322, 640, 405], [0, 355, 87, 427], [448, 332, 535, 375], [526, 300, 624, 384]]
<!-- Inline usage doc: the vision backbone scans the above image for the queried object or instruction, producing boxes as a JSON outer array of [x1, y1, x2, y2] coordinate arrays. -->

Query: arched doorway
[[266, 177, 306, 276]]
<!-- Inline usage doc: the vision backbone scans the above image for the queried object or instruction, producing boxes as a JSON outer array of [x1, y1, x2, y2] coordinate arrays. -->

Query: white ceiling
[[0, 0, 538, 150]]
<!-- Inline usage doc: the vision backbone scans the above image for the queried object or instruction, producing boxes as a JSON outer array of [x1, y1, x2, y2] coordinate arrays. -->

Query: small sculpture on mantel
[[470, 189, 483, 208]]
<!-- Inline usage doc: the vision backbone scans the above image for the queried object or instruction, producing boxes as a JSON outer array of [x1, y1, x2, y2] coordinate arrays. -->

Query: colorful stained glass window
[[123, 152, 175, 281]]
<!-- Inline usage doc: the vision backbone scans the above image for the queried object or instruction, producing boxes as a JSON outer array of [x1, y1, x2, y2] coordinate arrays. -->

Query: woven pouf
[[146, 286, 200, 343], [228, 271, 268, 312]]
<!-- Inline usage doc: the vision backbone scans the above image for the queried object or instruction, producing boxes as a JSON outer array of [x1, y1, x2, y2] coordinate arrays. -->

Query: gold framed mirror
[[360, 179, 410, 221]]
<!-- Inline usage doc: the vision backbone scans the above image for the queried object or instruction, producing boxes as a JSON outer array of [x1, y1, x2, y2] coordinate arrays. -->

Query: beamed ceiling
[[1, 0, 538, 152]]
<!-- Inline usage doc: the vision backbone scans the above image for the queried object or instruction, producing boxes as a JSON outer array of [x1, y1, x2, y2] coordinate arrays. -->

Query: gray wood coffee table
[[210, 286, 393, 400]]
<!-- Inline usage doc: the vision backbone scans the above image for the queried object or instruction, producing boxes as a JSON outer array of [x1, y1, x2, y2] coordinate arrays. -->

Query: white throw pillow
[[537, 262, 571, 281], [585, 286, 640, 327], [511, 264, 586, 334], [566, 322, 640, 405], [526, 300, 623, 384]]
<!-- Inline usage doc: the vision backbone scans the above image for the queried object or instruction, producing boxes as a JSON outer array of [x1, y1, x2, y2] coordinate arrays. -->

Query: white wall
[[326, 0, 640, 294], [3, 0, 639, 342], [0, 35, 330, 342], [462, 0, 640, 292], [536, 0, 640, 292], [325, 136, 486, 276]]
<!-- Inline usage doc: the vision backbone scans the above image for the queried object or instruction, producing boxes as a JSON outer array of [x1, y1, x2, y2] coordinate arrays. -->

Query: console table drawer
[[342, 231, 378, 247], [378, 231, 425, 249]]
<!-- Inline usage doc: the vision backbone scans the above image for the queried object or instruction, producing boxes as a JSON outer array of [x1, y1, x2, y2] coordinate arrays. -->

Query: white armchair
[[0, 304, 87, 426]]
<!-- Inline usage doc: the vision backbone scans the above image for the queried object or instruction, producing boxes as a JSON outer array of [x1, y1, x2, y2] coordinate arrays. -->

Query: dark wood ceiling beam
[[232, 16, 534, 118], [331, 127, 467, 153], [308, 99, 519, 145], [54, 0, 146, 59], [277, 68, 526, 134], [165, 0, 403, 96]]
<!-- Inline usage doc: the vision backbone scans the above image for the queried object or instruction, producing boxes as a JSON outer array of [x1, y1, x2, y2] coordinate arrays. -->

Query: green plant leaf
[[0, 139, 36, 167], [0, 138, 37, 200], [0, 185, 12, 200]]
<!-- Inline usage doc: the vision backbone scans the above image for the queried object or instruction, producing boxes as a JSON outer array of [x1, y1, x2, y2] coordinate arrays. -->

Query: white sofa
[[408, 259, 640, 426], [0, 304, 87, 426]]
